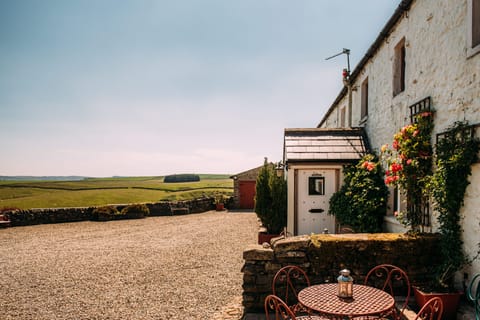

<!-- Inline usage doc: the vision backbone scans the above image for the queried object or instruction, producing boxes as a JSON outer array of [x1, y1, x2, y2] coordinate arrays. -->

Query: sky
[[0, 1, 399, 177]]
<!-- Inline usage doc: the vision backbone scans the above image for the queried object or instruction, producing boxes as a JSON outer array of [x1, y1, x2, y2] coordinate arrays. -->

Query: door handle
[[309, 208, 325, 213]]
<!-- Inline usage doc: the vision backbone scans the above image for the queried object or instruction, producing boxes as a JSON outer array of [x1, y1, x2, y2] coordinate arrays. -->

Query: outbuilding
[[283, 128, 369, 235], [230, 166, 263, 209]]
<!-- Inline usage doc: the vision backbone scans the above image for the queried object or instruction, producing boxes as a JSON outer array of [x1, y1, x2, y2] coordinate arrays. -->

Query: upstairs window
[[340, 107, 346, 128], [361, 78, 369, 121], [468, 0, 480, 56], [393, 38, 406, 96]]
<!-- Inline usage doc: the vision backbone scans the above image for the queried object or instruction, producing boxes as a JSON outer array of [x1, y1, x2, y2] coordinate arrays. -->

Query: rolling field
[[0, 174, 233, 209]]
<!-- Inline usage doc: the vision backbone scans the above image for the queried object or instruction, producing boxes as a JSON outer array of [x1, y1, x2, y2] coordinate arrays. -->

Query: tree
[[254, 158, 287, 234]]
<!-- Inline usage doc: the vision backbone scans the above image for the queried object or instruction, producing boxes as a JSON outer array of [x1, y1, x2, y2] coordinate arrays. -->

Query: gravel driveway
[[0, 211, 258, 320]]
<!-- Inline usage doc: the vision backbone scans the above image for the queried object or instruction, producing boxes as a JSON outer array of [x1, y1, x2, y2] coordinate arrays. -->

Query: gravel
[[0, 211, 258, 320]]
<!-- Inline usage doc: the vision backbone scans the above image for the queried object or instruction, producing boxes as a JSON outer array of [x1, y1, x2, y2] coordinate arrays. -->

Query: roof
[[284, 128, 369, 163], [229, 164, 265, 180], [317, 0, 414, 127]]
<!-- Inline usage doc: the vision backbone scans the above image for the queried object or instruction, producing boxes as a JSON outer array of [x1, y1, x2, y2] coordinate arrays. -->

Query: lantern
[[337, 269, 353, 299]]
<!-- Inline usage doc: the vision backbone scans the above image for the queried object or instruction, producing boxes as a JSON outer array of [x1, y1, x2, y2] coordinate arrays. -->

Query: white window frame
[[360, 77, 369, 123], [393, 38, 406, 97], [339, 106, 346, 128], [467, 0, 480, 57]]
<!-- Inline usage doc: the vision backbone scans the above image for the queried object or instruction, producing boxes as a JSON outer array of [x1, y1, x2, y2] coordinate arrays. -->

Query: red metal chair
[[272, 265, 311, 314], [364, 264, 411, 320], [467, 273, 480, 320], [264, 295, 327, 320], [414, 297, 443, 320]]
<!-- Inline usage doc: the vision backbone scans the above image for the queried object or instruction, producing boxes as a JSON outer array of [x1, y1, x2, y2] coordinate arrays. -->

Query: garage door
[[239, 180, 256, 209]]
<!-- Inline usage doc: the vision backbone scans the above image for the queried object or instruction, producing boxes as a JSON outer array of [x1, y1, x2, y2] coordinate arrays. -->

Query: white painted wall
[[320, 0, 480, 280]]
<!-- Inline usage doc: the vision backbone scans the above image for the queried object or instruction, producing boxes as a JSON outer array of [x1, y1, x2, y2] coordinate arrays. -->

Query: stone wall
[[242, 233, 440, 312], [5, 197, 216, 227]]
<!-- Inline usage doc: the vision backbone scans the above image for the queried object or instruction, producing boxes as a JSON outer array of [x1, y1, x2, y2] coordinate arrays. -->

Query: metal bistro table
[[298, 283, 396, 319]]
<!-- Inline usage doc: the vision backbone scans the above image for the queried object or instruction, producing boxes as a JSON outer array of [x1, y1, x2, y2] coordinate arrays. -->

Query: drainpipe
[[347, 81, 353, 128]]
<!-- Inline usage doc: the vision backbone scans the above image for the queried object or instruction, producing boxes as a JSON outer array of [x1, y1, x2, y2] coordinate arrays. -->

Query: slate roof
[[284, 128, 369, 163]]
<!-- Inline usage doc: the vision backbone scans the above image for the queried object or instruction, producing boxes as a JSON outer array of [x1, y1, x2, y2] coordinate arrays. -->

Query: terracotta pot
[[413, 286, 462, 320], [215, 203, 224, 211]]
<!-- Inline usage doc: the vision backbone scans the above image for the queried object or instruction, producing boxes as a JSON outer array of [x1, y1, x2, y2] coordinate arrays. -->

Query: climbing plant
[[428, 121, 480, 289], [381, 111, 434, 232]]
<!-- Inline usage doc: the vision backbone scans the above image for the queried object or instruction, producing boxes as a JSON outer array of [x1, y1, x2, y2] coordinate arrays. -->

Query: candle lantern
[[337, 269, 353, 299]]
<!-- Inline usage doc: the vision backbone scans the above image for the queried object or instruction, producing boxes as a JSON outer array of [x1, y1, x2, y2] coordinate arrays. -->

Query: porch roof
[[284, 128, 369, 163]]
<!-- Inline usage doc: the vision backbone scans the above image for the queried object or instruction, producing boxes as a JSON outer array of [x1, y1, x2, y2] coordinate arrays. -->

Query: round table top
[[298, 283, 395, 318]]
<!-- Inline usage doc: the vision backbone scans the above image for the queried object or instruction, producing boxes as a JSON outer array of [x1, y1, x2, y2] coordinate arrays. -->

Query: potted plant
[[215, 194, 225, 211], [328, 154, 389, 233], [413, 121, 480, 319], [255, 158, 287, 244]]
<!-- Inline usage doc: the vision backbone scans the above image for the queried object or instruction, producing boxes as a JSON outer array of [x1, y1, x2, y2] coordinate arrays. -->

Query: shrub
[[121, 203, 150, 219], [329, 154, 389, 233], [254, 158, 287, 234], [92, 206, 119, 221]]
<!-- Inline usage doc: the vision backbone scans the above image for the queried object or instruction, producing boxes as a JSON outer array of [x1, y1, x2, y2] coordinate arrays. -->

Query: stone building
[[230, 166, 263, 209], [285, 0, 479, 279]]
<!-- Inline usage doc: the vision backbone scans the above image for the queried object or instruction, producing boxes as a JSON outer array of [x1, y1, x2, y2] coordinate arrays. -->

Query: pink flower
[[385, 174, 400, 185], [406, 159, 412, 165], [393, 140, 399, 150]]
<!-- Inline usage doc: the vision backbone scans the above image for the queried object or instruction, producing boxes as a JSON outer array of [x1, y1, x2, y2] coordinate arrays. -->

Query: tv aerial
[[326, 48, 351, 76]]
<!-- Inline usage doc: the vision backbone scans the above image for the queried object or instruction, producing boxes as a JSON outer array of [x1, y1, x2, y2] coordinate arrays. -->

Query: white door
[[296, 169, 337, 235]]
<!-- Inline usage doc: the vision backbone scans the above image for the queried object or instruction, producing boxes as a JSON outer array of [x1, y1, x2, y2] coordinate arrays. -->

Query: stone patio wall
[[242, 233, 440, 312]]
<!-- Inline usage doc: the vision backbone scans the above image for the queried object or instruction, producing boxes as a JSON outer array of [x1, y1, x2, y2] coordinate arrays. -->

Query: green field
[[0, 174, 233, 209]]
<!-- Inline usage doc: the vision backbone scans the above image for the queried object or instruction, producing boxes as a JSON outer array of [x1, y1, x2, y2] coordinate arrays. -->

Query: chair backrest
[[272, 265, 311, 308], [364, 264, 411, 316], [414, 297, 443, 320], [264, 294, 297, 320], [467, 273, 480, 320]]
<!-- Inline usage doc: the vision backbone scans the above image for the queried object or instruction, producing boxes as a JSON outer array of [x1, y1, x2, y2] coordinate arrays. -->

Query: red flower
[[390, 163, 403, 173]]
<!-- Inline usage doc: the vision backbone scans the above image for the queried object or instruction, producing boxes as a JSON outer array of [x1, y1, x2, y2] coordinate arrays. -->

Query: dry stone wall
[[4, 197, 216, 227], [242, 233, 440, 312]]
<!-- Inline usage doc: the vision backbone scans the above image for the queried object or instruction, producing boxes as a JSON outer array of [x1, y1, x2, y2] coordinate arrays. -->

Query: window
[[308, 176, 325, 195], [393, 38, 406, 96], [340, 107, 346, 127], [393, 186, 399, 214], [361, 78, 369, 120], [468, 0, 480, 56]]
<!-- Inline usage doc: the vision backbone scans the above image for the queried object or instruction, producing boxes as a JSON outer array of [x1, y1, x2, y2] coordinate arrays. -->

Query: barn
[[230, 166, 263, 209]]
